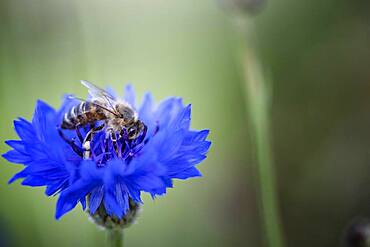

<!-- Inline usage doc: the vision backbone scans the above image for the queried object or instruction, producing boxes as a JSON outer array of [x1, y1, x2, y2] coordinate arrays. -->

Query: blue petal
[[19, 161, 64, 175], [8, 170, 27, 184], [32, 100, 56, 141], [115, 183, 129, 214], [21, 176, 47, 186], [25, 143, 48, 160], [80, 197, 87, 210], [138, 93, 156, 135], [55, 180, 93, 219], [171, 167, 202, 179], [103, 192, 124, 218], [105, 159, 126, 178], [133, 174, 165, 192], [14, 118, 34, 141], [55, 161, 107, 219], [166, 154, 207, 174], [139, 93, 154, 121], [172, 104, 191, 130], [55, 197, 79, 220], [89, 186, 104, 214], [178, 140, 211, 155], [182, 129, 210, 145], [2, 150, 30, 164], [158, 130, 184, 162], [163, 177, 173, 188], [80, 160, 104, 180], [154, 98, 182, 128], [126, 184, 142, 203], [124, 84, 136, 108], [5, 140, 26, 154], [45, 179, 68, 196], [150, 186, 168, 197]]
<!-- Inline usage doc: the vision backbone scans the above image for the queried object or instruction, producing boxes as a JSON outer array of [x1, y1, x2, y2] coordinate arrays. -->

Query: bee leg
[[58, 128, 83, 157], [135, 124, 147, 145], [82, 124, 105, 160], [83, 130, 94, 160], [75, 124, 84, 144], [111, 132, 119, 155]]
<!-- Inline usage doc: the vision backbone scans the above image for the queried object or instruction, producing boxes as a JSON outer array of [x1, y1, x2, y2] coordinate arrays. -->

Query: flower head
[[3, 83, 211, 228]]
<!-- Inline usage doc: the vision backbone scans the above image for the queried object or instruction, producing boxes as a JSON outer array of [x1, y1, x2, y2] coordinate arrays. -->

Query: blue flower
[[2, 84, 211, 224]]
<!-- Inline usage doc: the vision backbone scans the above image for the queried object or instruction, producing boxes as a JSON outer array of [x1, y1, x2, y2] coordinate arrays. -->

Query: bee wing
[[80, 80, 118, 113]]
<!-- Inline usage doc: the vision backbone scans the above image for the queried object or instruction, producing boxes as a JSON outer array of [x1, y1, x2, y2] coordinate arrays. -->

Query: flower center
[[58, 121, 148, 166], [91, 126, 147, 166]]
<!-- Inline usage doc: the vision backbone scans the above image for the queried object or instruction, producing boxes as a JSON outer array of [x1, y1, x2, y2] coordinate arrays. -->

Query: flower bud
[[344, 218, 370, 247], [89, 198, 140, 230], [217, 0, 266, 16]]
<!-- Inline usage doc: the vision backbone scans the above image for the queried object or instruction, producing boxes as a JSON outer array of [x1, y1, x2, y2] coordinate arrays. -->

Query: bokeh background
[[1, 0, 370, 246]]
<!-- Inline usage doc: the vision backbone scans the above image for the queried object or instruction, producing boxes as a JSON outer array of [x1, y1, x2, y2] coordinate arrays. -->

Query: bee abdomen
[[61, 101, 106, 129]]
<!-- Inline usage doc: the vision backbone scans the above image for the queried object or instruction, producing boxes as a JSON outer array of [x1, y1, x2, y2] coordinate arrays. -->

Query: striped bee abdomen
[[61, 101, 107, 129]]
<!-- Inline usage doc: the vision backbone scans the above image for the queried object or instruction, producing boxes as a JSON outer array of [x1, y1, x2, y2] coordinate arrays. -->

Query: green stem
[[108, 229, 123, 247], [243, 48, 285, 247]]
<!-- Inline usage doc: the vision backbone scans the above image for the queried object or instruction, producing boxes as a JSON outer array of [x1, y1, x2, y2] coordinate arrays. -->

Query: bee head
[[115, 103, 137, 122]]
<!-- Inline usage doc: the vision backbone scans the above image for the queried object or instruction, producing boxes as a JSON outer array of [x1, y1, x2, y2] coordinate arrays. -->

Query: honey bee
[[59, 80, 146, 159]]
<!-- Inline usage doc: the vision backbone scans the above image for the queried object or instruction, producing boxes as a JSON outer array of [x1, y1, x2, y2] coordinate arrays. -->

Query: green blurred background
[[1, 0, 370, 246]]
